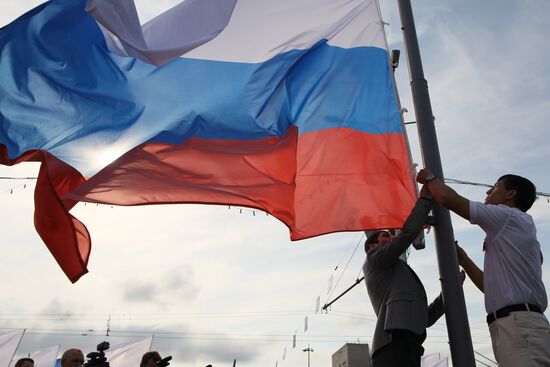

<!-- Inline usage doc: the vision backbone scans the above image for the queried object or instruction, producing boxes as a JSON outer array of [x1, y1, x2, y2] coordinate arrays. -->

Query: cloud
[[124, 284, 158, 302], [122, 267, 199, 306], [384, 0, 550, 189], [40, 299, 76, 316]]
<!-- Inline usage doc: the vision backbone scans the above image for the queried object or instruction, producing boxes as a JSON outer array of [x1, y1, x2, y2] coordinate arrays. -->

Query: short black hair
[[141, 351, 161, 367], [14, 359, 34, 367], [499, 174, 537, 212], [364, 231, 387, 253]]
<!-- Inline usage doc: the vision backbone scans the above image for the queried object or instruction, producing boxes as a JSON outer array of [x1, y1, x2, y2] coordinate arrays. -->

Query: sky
[[1, 0, 550, 367]]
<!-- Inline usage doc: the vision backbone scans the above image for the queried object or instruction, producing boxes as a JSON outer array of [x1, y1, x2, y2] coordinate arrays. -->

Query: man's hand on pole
[[455, 241, 468, 267], [417, 168, 434, 184], [459, 269, 466, 285]]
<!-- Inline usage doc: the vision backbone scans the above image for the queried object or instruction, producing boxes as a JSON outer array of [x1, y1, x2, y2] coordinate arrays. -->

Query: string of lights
[[2, 176, 548, 198], [446, 178, 550, 198], [0, 326, 491, 344]]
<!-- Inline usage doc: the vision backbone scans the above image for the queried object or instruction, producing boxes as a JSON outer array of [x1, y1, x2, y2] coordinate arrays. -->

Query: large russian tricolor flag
[[0, 0, 416, 282]]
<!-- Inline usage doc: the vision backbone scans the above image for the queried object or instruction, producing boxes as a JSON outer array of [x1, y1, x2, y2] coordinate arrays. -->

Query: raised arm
[[417, 168, 471, 221], [456, 241, 484, 292], [368, 186, 432, 269]]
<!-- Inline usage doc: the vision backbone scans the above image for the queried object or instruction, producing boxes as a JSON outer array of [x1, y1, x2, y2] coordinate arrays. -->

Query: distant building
[[332, 343, 372, 367]]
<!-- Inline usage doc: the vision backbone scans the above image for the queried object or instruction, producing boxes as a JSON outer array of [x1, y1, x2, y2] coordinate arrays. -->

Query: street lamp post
[[302, 345, 314, 367]]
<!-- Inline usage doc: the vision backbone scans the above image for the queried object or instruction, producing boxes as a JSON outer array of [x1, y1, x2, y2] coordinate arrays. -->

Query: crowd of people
[[363, 170, 550, 367], [13, 350, 213, 367]]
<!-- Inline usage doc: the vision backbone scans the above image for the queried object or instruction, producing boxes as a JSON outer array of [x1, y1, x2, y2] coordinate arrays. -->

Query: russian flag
[[0, 0, 416, 282]]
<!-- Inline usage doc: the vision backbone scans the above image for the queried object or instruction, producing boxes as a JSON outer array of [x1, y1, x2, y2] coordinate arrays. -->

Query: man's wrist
[[425, 173, 436, 182]]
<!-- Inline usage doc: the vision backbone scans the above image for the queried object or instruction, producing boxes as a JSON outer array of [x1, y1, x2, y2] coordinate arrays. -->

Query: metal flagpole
[[395, 0, 476, 365]]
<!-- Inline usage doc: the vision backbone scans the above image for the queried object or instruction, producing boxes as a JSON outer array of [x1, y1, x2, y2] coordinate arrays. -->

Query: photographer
[[83, 342, 109, 367]]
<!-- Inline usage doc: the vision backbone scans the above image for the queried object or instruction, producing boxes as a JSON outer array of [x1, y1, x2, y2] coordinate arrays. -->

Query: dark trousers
[[372, 330, 425, 367]]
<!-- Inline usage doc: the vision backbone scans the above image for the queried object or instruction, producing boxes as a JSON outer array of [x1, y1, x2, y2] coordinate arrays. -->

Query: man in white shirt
[[416, 169, 550, 366]]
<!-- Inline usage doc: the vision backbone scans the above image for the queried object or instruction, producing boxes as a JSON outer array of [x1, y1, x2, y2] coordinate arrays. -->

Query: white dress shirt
[[470, 202, 547, 314]]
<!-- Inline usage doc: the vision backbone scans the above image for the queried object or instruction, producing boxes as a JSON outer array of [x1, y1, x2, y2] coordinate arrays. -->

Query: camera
[[156, 356, 172, 367], [83, 342, 110, 367]]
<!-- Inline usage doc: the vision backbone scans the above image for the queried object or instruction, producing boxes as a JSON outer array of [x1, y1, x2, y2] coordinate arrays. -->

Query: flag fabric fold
[[86, 0, 237, 66], [0, 0, 416, 282], [0, 146, 89, 282]]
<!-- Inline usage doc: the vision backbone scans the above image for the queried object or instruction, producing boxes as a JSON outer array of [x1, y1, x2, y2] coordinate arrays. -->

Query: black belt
[[487, 303, 542, 325]]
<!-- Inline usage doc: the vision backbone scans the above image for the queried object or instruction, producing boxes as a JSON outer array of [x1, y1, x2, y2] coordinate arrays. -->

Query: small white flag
[[283, 347, 286, 361], [421, 353, 441, 367], [31, 345, 60, 367], [0, 330, 25, 367], [105, 337, 153, 367], [304, 316, 308, 333], [432, 358, 448, 367], [315, 296, 320, 313]]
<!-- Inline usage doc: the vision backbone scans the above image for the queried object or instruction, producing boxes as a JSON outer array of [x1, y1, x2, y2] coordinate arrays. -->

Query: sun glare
[[96, 147, 125, 168]]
